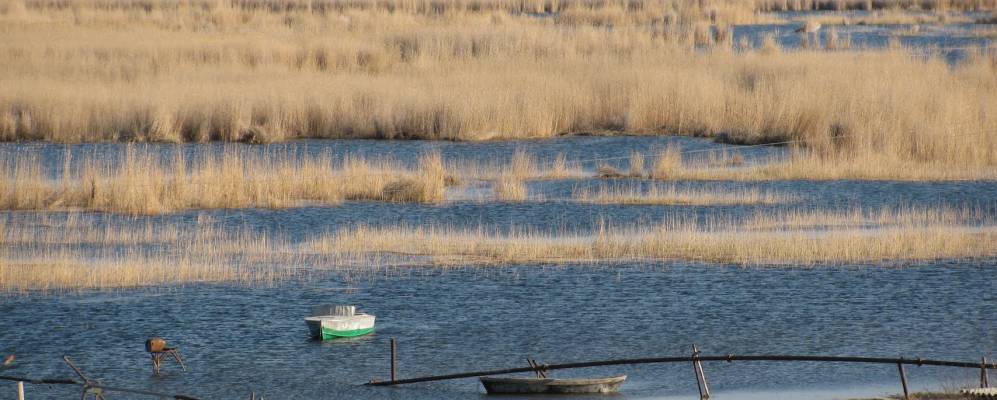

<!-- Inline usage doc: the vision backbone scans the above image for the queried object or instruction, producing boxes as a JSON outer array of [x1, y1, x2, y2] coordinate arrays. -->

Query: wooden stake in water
[[897, 362, 910, 400], [16, 381, 24, 400], [692, 345, 710, 400], [390, 338, 397, 382], [982, 357, 990, 388]]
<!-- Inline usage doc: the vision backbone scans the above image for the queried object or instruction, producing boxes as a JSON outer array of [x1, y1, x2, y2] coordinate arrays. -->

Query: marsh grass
[[307, 207, 997, 266], [0, 148, 606, 214], [640, 145, 997, 181], [0, 147, 451, 214], [2, 206, 993, 291], [493, 175, 528, 202], [0, 0, 994, 177], [575, 184, 794, 205], [0, 255, 267, 294]]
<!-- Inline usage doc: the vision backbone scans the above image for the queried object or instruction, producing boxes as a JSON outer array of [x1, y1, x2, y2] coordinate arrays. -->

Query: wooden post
[[692, 345, 710, 400], [17, 381, 24, 400], [897, 362, 910, 400], [390, 338, 397, 382], [982, 357, 990, 388]]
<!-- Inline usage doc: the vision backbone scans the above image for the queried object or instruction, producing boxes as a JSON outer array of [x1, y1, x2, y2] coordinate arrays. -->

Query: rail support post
[[692, 344, 710, 400], [17, 381, 24, 400], [390, 338, 397, 382], [982, 357, 990, 388], [897, 361, 910, 400]]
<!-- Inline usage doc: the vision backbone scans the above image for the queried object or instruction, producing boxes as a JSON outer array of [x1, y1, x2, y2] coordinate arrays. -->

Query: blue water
[[1, 136, 996, 399], [734, 20, 994, 63], [2, 264, 995, 399]]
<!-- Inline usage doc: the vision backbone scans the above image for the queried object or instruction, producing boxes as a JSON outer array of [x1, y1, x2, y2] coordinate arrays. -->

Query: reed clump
[[493, 177, 528, 202]]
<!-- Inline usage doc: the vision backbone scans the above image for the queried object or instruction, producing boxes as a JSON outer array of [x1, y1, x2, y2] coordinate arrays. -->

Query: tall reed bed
[[0, 0, 994, 174]]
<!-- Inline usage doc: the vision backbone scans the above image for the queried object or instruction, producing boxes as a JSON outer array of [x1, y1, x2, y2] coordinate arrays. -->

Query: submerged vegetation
[[574, 184, 794, 205], [2, 207, 994, 292]]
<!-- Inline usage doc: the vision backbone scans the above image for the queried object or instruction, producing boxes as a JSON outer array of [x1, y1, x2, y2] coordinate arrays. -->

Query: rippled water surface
[[3, 263, 996, 399]]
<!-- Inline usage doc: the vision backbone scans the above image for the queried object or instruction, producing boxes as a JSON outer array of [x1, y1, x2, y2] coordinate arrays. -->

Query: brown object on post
[[146, 338, 166, 353], [145, 337, 187, 375]]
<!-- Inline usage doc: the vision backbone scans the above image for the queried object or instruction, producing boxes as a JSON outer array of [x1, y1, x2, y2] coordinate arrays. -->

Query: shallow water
[[734, 21, 994, 63], [2, 136, 996, 399]]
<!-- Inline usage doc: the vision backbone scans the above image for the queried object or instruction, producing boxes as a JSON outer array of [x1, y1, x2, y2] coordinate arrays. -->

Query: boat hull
[[305, 314, 375, 340], [480, 375, 626, 395]]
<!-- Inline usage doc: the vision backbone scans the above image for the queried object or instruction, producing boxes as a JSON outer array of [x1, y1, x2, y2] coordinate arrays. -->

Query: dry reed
[[0, 147, 447, 214], [493, 175, 528, 201], [2, 206, 993, 291], [306, 207, 997, 265], [637, 145, 997, 181], [0, 0, 994, 176]]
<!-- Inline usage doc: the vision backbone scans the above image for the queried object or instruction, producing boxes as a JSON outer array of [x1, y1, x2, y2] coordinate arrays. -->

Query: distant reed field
[[2, 207, 993, 291], [0, 0, 994, 174]]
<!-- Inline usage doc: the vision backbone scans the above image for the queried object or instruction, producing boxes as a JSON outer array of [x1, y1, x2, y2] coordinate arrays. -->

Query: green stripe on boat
[[321, 326, 374, 339]]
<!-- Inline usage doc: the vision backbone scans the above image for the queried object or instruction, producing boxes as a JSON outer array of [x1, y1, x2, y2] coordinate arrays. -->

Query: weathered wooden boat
[[304, 305, 375, 340], [479, 375, 626, 394]]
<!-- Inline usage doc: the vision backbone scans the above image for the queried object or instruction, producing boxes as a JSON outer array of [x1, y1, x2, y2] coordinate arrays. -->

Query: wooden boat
[[304, 305, 375, 340], [480, 375, 626, 394]]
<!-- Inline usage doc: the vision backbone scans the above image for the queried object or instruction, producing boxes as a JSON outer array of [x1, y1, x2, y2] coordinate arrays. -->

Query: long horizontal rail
[[0, 374, 201, 399], [366, 354, 997, 386]]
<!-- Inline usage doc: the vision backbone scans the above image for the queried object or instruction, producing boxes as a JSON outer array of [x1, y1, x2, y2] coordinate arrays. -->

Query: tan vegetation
[[493, 176, 528, 201], [575, 184, 794, 205], [0, 213, 288, 292], [637, 145, 997, 181], [3, 206, 992, 291], [307, 207, 997, 265], [0, 0, 994, 178], [0, 255, 278, 293], [0, 147, 448, 214]]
